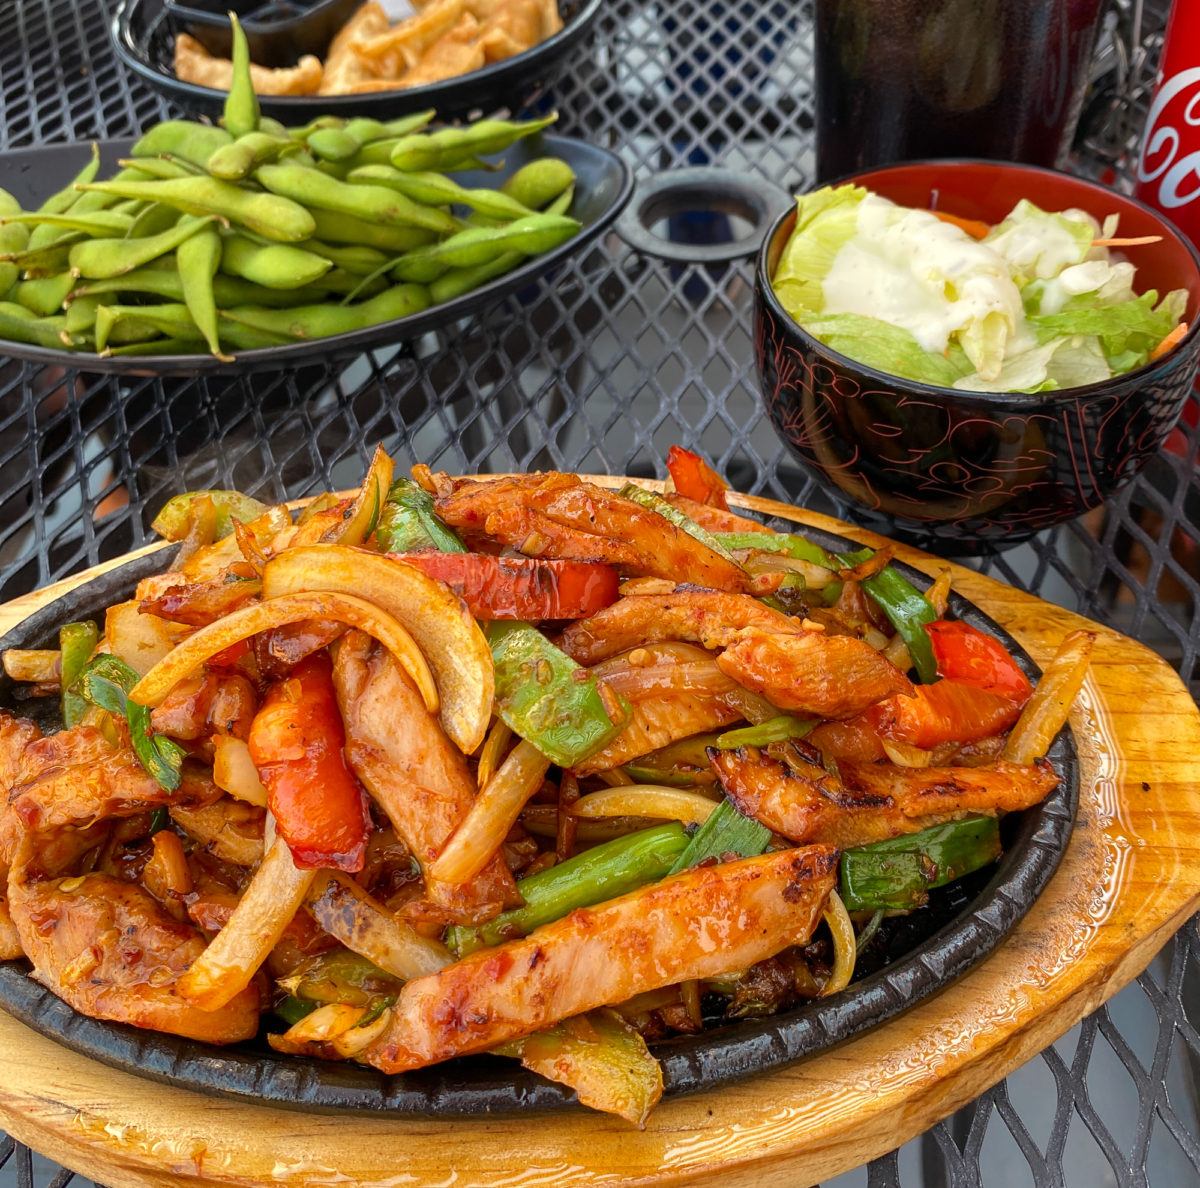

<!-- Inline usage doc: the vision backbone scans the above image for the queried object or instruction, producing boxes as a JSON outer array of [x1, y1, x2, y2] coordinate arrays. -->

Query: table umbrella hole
[[617, 166, 791, 263]]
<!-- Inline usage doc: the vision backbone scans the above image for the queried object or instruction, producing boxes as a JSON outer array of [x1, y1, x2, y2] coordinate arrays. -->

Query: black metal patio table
[[1, 0, 1198, 1184]]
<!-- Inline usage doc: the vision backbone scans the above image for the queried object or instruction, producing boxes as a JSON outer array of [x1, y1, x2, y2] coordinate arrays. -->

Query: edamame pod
[[300, 239, 389, 276], [69, 214, 219, 280], [131, 121, 233, 170], [121, 157, 197, 181], [307, 127, 362, 162], [4, 240, 75, 274], [255, 164, 458, 234], [388, 114, 557, 172], [177, 222, 226, 358], [94, 303, 287, 353], [2, 210, 134, 236], [223, 15, 260, 139], [544, 184, 575, 217], [37, 143, 100, 215], [392, 213, 579, 282], [208, 131, 298, 180], [76, 178, 315, 242], [221, 234, 332, 290], [0, 187, 29, 296], [348, 165, 533, 222], [222, 281, 430, 339], [127, 201, 181, 239], [0, 302, 68, 348], [14, 272, 73, 317], [501, 158, 575, 211], [307, 207, 436, 252], [72, 267, 333, 308], [428, 249, 521, 303]]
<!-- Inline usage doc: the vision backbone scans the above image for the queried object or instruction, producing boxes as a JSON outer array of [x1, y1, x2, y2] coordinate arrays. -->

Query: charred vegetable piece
[[447, 823, 689, 955], [490, 621, 626, 768], [248, 652, 371, 872], [618, 483, 744, 567], [667, 796, 771, 875], [374, 478, 467, 554], [393, 553, 620, 621], [73, 653, 186, 791], [151, 490, 270, 542], [281, 949, 401, 1007], [839, 549, 939, 684], [59, 620, 99, 728], [925, 619, 1033, 702], [714, 530, 836, 568], [274, 995, 318, 1026], [500, 1009, 663, 1127], [838, 815, 1001, 911], [715, 715, 814, 749]]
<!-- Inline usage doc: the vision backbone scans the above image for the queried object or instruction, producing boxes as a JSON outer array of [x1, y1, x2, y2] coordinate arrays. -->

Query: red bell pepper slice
[[924, 620, 1033, 703], [247, 652, 370, 872], [391, 553, 619, 620], [666, 445, 729, 509], [863, 679, 1024, 749]]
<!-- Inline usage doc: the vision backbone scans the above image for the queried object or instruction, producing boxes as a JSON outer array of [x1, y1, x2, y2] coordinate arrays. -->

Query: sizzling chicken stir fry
[[0, 446, 1093, 1124]]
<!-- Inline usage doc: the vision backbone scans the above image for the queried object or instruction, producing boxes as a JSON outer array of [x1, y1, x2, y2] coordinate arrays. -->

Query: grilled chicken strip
[[560, 592, 798, 666], [663, 493, 767, 534], [717, 629, 914, 720], [434, 473, 749, 592], [364, 845, 837, 1071], [0, 713, 42, 958], [711, 746, 1058, 849], [6, 722, 178, 837], [8, 871, 259, 1043], [332, 631, 519, 923], [574, 691, 741, 775]]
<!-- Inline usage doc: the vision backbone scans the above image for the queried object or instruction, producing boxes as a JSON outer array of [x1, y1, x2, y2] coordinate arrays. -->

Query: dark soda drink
[[815, 0, 1105, 180]]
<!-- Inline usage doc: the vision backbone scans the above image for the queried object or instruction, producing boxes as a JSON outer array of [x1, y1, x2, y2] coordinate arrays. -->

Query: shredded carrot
[[931, 210, 991, 240], [1092, 235, 1163, 247], [1150, 323, 1189, 362]]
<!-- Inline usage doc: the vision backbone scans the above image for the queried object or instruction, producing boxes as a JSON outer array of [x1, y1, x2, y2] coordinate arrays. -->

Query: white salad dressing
[[821, 196, 1022, 360]]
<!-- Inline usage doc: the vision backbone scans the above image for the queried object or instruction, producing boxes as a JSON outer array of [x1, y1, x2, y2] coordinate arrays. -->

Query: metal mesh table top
[[1, 0, 1199, 1184]]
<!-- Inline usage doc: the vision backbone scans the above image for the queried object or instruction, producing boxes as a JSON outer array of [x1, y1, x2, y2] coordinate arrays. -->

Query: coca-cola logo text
[[1138, 65, 1200, 211]]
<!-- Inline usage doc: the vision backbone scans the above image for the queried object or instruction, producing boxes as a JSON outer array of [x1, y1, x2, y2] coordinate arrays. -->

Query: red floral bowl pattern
[[754, 160, 1200, 550]]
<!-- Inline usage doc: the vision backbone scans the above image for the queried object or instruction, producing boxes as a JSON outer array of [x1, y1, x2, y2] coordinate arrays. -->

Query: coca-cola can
[[1135, 1, 1200, 245]]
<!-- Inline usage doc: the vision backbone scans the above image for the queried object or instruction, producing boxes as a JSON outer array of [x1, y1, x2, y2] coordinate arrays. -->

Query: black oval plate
[[0, 523, 1078, 1117], [112, 0, 602, 122], [0, 132, 631, 376]]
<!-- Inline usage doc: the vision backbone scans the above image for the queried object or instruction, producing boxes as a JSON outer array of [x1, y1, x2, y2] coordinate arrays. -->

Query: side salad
[[769, 184, 1191, 393]]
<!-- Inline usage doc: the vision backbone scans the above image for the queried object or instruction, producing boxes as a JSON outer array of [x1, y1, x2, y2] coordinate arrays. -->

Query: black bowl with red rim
[[754, 160, 1200, 552]]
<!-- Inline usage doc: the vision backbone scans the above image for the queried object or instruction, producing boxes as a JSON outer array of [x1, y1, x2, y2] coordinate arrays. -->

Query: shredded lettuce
[[770, 185, 1189, 394], [772, 184, 868, 315], [801, 312, 971, 387]]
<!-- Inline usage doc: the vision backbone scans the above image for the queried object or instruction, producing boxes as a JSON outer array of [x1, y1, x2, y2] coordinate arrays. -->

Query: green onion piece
[[374, 478, 467, 554], [837, 548, 939, 683], [447, 822, 689, 956], [667, 797, 771, 875], [617, 483, 744, 566], [838, 815, 1001, 912], [148, 806, 170, 835], [490, 621, 627, 768], [59, 620, 99, 728], [273, 995, 318, 1027], [713, 530, 837, 568], [150, 490, 269, 542], [715, 715, 815, 749], [74, 654, 185, 791]]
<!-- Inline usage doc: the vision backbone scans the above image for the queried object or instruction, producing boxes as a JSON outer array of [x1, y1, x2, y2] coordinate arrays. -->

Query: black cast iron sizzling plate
[[0, 520, 1079, 1117], [0, 132, 631, 376], [112, 0, 602, 122]]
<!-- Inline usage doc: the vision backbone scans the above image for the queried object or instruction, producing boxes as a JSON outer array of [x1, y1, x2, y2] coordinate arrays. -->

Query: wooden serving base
[[1, 488, 1199, 1188]]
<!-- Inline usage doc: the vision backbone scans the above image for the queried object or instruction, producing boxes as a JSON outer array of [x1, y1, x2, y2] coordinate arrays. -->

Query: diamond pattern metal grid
[[1, 0, 1198, 1185]]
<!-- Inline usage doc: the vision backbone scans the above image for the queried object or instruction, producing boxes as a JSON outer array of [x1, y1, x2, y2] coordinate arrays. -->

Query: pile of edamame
[[0, 15, 580, 360]]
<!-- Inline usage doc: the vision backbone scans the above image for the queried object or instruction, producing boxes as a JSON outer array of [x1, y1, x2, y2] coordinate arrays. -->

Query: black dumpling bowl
[[754, 160, 1200, 551]]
